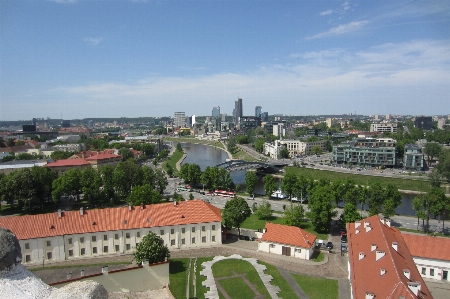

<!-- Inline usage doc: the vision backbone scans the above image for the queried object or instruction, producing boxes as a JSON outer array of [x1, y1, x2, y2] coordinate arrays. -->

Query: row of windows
[[422, 267, 435, 276], [171, 235, 216, 246]]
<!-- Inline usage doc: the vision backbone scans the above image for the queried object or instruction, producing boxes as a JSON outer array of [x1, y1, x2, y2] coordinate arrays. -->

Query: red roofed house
[[0, 200, 222, 265], [402, 234, 450, 282], [347, 215, 433, 299], [258, 222, 317, 260], [46, 158, 91, 176], [85, 153, 122, 169]]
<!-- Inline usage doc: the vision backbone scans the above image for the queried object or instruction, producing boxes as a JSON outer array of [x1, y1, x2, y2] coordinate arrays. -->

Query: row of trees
[[179, 163, 234, 191]]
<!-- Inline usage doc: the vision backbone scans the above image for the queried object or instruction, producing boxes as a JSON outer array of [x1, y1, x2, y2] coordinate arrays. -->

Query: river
[[178, 142, 418, 216]]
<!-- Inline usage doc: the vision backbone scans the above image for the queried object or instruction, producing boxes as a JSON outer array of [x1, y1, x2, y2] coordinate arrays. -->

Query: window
[[80, 237, 84, 244], [69, 249, 73, 256], [160, 230, 164, 235], [103, 246, 108, 253], [92, 247, 97, 254], [202, 236, 206, 243], [24, 243, 30, 250], [202, 226, 206, 232], [25, 255, 31, 262], [68, 238, 72, 245], [422, 267, 426, 275], [103, 235, 108, 241], [46, 240, 51, 247], [212, 225, 216, 231], [181, 238, 185, 245], [430, 269, 435, 276], [137, 232, 141, 238], [115, 245, 120, 252], [126, 233, 130, 239], [47, 252, 52, 259], [270, 244, 276, 248], [91, 236, 96, 242], [126, 244, 131, 251], [182, 228, 186, 234], [80, 248, 85, 255], [191, 227, 195, 233], [192, 237, 195, 244], [296, 249, 302, 253], [171, 239, 175, 246], [212, 236, 216, 242], [114, 234, 119, 240], [171, 229, 175, 235]]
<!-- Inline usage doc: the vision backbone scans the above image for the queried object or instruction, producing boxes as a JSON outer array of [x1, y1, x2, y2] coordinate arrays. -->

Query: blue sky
[[1, 0, 450, 121]]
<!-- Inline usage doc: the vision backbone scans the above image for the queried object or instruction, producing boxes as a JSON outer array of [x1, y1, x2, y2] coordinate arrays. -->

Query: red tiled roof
[[402, 234, 450, 261], [260, 222, 316, 248], [46, 159, 90, 167], [347, 215, 432, 299], [0, 200, 222, 240], [85, 153, 121, 161]]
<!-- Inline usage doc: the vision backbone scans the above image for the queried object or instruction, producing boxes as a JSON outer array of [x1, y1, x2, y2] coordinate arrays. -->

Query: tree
[[7, 138, 15, 147], [245, 171, 257, 196], [235, 135, 249, 144], [141, 143, 156, 158], [263, 174, 278, 198], [176, 143, 183, 152], [227, 138, 237, 154], [154, 169, 168, 194], [133, 232, 170, 265], [254, 137, 265, 153], [281, 173, 297, 199], [343, 202, 361, 224], [255, 199, 272, 220], [118, 147, 134, 161], [81, 167, 102, 206], [307, 184, 336, 232], [113, 160, 143, 199], [279, 147, 290, 159], [127, 184, 162, 206], [311, 145, 323, 155], [222, 197, 251, 236], [382, 184, 402, 219], [50, 151, 74, 160], [423, 142, 442, 163], [283, 203, 305, 227], [367, 181, 385, 216], [436, 149, 450, 182], [100, 165, 115, 203], [412, 195, 427, 230]]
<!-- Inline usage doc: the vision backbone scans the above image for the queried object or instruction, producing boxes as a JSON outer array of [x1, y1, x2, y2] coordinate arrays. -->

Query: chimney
[[365, 226, 372, 233], [385, 219, 391, 227], [355, 221, 361, 229], [57, 209, 62, 218], [359, 252, 365, 260], [174, 200, 177, 206], [380, 268, 386, 276], [263, 228, 267, 233], [128, 204, 132, 211], [403, 269, 411, 280], [80, 207, 84, 216], [392, 242, 398, 251], [371, 244, 377, 252], [407, 282, 421, 296], [380, 218, 385, 224], [376, 250, 386, 261], [140, 202, 144, 210]]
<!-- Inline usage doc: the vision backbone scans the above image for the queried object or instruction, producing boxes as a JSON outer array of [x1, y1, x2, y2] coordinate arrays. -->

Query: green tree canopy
[[255, 199, 272, 220], [307, 184, 336, 233], [279, 147, 290, 159], [227, 138, 237, 154], [222, 197, 251, 235], [423, 142, 442, 162], [245, 171, 258, 196], [133, 232, 170, 265], [254, 137, 265, 153], [283, 203, 305, 227], [118, 147, 134, 161], [263, 174, 278, 198], [281, 173, 297, 199], [127, 184, 162, 206]]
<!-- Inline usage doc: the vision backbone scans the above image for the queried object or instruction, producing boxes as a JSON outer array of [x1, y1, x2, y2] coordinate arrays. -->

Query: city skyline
[[1, 1, 450, 121]]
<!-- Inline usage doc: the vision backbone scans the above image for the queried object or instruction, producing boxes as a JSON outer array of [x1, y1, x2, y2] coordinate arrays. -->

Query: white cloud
[[320, 10, 333, 16], [83, 37, 103, 46], [307, 20, 369, 39], [342, 0, 351, 11]]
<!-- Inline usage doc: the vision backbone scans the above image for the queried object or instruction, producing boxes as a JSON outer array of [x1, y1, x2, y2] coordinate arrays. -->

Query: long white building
[[0, 200, 222, 264]]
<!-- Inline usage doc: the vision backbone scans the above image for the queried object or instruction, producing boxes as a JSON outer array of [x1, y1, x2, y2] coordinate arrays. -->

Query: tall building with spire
[[233, 98, 243, 125]]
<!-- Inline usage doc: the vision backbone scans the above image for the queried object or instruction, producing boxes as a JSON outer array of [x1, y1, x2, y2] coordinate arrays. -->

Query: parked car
[[341, 235, 348, 243], [340, 228, 347, 236], [326, 242, 333, 250]]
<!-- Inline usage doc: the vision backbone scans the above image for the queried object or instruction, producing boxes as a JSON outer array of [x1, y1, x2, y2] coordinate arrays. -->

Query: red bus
[[214, 190, 235, 198]]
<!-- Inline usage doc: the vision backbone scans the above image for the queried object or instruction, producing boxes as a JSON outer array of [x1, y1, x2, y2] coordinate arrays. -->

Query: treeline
[[0, 159, 168, 213], [179, 163, 234, 191]]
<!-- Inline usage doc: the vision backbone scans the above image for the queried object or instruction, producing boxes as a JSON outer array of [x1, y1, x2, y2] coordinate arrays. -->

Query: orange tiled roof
[[260, 222, 316, 248], [402, 234, 450, 261], [0, 200, 222, 240], [85, 153, 121, 161], [347, 215, 432, 299], [46, 159, 91, 167]]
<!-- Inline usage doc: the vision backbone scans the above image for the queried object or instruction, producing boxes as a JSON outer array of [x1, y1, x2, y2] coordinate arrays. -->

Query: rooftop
[[260, 222, 317, 248], [402, 234, 450, 261]]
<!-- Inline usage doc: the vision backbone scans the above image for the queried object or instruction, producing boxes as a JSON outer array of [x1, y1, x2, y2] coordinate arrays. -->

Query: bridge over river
[[215, 160, 289, 173]]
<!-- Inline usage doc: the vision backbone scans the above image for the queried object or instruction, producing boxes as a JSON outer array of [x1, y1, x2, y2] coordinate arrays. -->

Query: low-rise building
[[402, 234, 450, 282], [45, 159, 91, 176], [258, 223, 317, 260], [0, 200, 222, 265], [264, 140, 285, 159], [278, 139, 327, 157], [403, 144, 425, 170], [347, 216, 432, 299]]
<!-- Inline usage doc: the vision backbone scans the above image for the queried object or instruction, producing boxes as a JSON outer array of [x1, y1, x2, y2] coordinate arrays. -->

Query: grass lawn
[[218, 277, 256, 299], [162, 149, 184, 174], [169, 258, 189, 299], [290, 273, 338, 299], [231, 148, 257, 161], [285, 166, 431, 192], [310, 251, 325, 262], [212, 259, 271, 298], [195, 257, 213, 299], [241, 213, 329, 240], [258, 261, 298, 299]]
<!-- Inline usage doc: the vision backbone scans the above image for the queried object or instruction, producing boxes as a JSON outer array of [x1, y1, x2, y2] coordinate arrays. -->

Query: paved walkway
[[276, 267, 309, 299]]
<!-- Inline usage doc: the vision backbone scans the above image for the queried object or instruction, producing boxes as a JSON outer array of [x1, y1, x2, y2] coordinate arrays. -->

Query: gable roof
[[84, 153, 121, 161], [260, 222, 316, 248], [347, 215, 432, 299], [402, 233, 450, 261], [46, 159, 91, 167], [0, 200, 222, 240]]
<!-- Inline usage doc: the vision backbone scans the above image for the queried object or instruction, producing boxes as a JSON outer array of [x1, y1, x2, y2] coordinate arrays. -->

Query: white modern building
[[173, 112, 186, 128], [0, 200, 222, 265], [370, 122, 398, 133]]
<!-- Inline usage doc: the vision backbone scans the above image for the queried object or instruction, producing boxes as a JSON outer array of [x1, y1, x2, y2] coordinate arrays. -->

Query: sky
[[1, 0, 450, 121]]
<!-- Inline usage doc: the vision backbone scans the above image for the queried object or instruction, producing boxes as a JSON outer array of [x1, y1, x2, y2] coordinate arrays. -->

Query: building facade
[[276, 139, 327, 157], [332, 137, 396, 167], [173, 112, 186, 128], [233, 98, 243, 125], [370, 123, 398, 133], [255, 106, 262, 118], [212, 106, 220, 118], [0, 200, 222, 265], [403, 144, 425, 170]]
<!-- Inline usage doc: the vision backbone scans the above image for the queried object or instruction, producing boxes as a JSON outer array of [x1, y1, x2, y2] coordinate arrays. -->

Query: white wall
[[413, 257, 450, 281], [258, 241, 313, 260]]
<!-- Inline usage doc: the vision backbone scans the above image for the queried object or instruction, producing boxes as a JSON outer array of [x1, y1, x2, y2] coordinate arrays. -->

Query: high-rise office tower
[[255, 106, 262, 118], [173, 112, 186, 127], [233, 98, 243, 125], [212, 106, 220, 118], [261, 112, 269, 122]]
